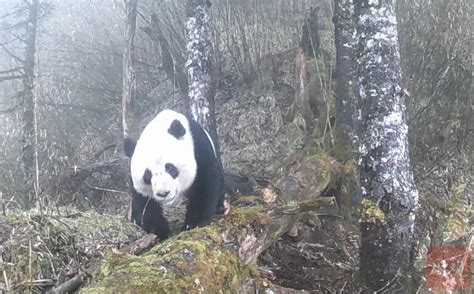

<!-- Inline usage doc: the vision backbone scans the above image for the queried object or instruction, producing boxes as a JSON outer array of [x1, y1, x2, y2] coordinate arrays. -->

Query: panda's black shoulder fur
[[126, 112, 224, 240]]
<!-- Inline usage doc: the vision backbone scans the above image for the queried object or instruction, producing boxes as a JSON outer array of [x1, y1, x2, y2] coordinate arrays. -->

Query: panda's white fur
[[125, 109, 224, 240], [130, 109, 196, 205]]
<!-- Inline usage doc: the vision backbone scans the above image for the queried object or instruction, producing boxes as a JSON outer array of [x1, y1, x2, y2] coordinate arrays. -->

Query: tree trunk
[[185, 0, 213, 129], [354, 0, 419, 291], [185, 0, 221, 163], [142, 14, 189, 101], [333, 0, 358, 160], [21, 0, 39, 208], [122, 0, 139, 139]]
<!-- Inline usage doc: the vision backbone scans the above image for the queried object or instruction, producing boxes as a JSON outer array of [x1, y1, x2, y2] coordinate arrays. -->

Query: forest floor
[[259, 214, 362, 292], [0, 205, 366, 293]]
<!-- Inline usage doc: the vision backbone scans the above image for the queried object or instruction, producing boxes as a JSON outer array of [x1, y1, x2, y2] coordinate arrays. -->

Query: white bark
[[355, 0, 419, 291], [185, 0, 212, 130]]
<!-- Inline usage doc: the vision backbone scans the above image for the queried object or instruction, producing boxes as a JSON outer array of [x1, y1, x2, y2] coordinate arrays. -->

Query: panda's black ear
[[124, 137, 137, 158], [168, 119, 186, 139]]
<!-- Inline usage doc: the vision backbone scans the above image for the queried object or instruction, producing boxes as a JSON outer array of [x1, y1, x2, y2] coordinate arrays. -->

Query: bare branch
[[0, 67, 22, 74], [0, 7, 28, 19], [0, 74, 24, 82], [10, 31, 27, 43], [0, 43, 24, 63]]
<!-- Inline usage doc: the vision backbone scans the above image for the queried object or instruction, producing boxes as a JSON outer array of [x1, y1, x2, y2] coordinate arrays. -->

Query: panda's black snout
[[157, 191, 170, 197]]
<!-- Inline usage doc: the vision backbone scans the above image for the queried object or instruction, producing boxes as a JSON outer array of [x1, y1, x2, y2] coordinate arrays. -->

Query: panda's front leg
[[182, 197, 200, 231], [199, 167, 225, 227], [183, 169, 224, 230], [131, 190, 170, 240]]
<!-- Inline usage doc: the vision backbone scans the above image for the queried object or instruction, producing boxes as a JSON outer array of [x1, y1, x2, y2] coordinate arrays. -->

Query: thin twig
[[84, 180, 128, 194], [0, 43, 24, 63], [28, 238, 33, 293], [374, 270, 401, 293]]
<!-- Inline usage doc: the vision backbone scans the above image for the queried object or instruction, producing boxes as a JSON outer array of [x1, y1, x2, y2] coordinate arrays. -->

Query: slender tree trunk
[[185, 0, 212, 129], [333, 0, 358, 160], [354, 0, 419, 291], [122, 0, 138, 139], [21, 0, 39, 208], [122, 0, 138, 222], [186, 0, 221, 163], [142, 14, 189, 101]]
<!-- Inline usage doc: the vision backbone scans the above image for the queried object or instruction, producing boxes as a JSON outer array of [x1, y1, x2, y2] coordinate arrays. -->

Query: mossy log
[[82, 197, 334, 293]]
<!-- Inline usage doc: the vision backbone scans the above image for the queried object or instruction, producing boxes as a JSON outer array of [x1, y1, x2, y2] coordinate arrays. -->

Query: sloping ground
[[0, 209, 143, 292], [260, 216, 362, 292]]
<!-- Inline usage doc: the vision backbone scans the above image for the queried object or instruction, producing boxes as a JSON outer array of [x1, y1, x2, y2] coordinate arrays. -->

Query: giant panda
[[124, 109, 224, 240]]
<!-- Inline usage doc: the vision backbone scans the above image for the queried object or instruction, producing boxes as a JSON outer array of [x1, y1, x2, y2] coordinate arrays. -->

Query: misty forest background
[[0, 0, 472, 292]]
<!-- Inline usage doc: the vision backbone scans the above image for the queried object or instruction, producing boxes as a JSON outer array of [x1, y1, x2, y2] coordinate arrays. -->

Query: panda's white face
[[130, 110, 197, 205]]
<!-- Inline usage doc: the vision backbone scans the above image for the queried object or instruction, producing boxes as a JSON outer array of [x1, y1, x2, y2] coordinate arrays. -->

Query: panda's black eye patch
[[168, 119, 186, 139], [165, 163, 179, 179], [143, 169, 152, 185]]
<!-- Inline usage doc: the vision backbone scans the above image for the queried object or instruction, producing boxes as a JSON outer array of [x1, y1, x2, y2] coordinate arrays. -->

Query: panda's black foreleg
[[197, 172, 224, 227], [131, 188, 170, 240], [183, 189, 202, 230], [184, 169, 224, 230]]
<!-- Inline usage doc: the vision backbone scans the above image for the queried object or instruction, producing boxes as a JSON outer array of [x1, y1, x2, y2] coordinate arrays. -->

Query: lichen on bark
[[354, 0, 419, 291], [186, 0, 212, 130]]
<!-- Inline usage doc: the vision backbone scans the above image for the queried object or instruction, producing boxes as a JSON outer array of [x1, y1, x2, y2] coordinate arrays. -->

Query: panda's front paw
[[181, 219, 212, 231], [197, 218, 212, 228], [181, 223, 196, 231]]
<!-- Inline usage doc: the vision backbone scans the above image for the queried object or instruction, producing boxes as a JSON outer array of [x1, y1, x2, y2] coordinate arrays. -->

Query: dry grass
[[0, 208, 143, 292]]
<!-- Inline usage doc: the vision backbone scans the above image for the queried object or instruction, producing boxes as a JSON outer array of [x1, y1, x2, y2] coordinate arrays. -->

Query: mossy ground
[[82, 208, 266, 293]]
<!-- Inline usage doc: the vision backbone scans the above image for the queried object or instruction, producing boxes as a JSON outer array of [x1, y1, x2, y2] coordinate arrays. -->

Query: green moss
[[84, 247, 250, 293], [336, 159, 361, 220], [300, 211, 322, 227], [360, 199, 385, 223], [87, 251, 171, 292], [83, 212, 261, 293]]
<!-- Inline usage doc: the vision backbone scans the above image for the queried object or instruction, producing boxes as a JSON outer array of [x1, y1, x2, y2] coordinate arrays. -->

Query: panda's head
[[124, 110, 197, 205]]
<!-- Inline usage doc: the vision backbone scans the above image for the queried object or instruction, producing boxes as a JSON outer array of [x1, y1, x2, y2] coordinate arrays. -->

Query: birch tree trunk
[[185, 0, 221, 162], [122, 0, 138, 139], [21, 0, 39, 208], [185, 0, 213, 129], [354, 0, 419, 291]]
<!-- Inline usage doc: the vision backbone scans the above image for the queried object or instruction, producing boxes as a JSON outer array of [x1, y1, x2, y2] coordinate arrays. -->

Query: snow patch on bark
[[357, 1, 419, 218], [186, 2, 212, 129]]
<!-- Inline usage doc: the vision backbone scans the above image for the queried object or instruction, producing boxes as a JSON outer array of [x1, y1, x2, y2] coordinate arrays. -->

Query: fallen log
[[82, 197, 334, 292], [51, 272, 88, 294]]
